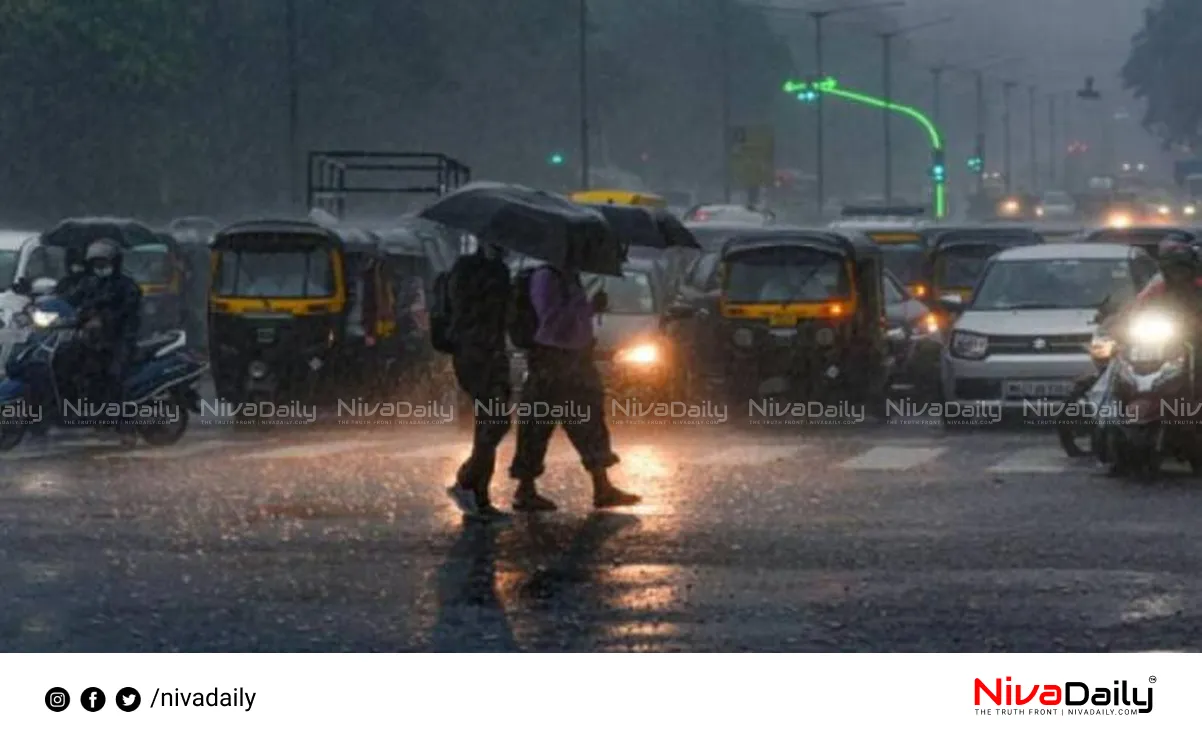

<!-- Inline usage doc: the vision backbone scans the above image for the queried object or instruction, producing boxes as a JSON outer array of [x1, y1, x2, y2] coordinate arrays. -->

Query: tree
[[1123, 0, 1202, 150]]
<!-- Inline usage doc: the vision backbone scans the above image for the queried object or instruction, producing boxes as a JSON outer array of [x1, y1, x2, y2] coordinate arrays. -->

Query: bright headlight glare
[[1186, 205, 1198, 216], [1107, 212, 1132, 228], [617, 343, 658, 365], [1158, 205, 1172, 216], [31, 310, 58, 328], [1129, 313, 1176, 343]]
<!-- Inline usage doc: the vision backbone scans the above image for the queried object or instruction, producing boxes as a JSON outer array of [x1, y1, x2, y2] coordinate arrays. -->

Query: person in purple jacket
[[508, 259, 642, 511]]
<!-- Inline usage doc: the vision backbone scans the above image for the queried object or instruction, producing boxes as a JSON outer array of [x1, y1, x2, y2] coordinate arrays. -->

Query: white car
[[941, 242, 1159, 412], [683, 204, 774, 225]]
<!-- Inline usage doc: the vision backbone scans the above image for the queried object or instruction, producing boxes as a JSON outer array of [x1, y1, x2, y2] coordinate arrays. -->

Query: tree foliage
[[1122, 0, 1202, 149]]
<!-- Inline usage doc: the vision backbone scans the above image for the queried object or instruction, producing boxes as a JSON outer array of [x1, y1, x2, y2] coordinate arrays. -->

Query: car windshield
[[724, 247, 850, 303], [972, 258, 1135, 311], [934, 243, 1008, 288], [585, 270, 655, 314], [879, 244, 925, 284], [0, 251, 18, 291], [123, 244, 175, 284], [215, 247, 334, 298]]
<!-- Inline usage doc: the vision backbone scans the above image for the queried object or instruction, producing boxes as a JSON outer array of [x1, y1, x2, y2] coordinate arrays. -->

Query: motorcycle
[[1095, 307, 1202, 477], [0, 295, 208, 451]]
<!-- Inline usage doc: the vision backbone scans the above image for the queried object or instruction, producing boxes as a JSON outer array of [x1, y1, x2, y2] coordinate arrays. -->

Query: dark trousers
[[453, 350, 512, 500], [510, 346, 619, 480]]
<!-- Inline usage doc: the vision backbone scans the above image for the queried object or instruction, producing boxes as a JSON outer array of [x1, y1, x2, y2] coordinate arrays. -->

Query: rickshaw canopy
[[570, 190, 667, 208]]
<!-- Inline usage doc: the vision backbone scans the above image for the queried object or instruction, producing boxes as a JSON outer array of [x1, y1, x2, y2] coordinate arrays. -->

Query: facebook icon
[[81, 687, 106, 712]]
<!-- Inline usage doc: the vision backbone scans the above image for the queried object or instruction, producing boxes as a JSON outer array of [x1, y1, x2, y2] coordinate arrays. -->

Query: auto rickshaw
[[664, 228, 890, 412], [207, 220, 410, 406], [570, 190, 667, 208], [904, 227, 1044, 308], [1083, 226, 1198, 259], [123, 238, 192, 338]]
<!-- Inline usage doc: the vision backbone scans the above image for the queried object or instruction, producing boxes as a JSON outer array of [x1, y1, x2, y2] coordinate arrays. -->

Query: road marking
[[839, 445, 945, 471], [95, 439, 236, 460], [237, 440, 383, 460], [986, 447, 1071, 474], [689, 444, 810, 466]]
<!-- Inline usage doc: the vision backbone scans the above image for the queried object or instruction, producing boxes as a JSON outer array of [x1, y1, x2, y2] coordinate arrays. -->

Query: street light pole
[[1002, 81, 1016, 192], [285, 0, 298, 209], [881, 33, 894, 202], [1029, 84, 1038, 193], [1048, 94, 1057, 187], [578, 0, 590, 191], [721, 0, 732, 202], [931, 66, 944, 126], [975, 71, 985, 192], [811, 11, 826, 212]]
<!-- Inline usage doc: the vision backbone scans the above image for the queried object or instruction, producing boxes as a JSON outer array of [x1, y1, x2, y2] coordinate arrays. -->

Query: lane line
[[839, 445, 946, 471]]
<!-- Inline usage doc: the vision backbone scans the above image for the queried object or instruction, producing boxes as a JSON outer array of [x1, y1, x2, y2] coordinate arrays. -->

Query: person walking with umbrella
[[443, 242, 514, 522], [506, 254, 641, 512]]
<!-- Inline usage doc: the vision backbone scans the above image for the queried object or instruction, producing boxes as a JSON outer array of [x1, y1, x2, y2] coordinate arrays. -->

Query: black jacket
[[79, 272, 142, 351], [448, 253, 511, 356]]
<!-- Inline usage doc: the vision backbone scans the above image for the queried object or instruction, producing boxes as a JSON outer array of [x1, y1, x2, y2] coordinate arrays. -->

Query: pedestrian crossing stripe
[[839, 446, 945, 471], [986, 447, 1071, 474]]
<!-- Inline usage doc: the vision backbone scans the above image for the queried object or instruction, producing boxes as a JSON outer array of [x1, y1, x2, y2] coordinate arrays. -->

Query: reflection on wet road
[[3, 423, 1202, 651]]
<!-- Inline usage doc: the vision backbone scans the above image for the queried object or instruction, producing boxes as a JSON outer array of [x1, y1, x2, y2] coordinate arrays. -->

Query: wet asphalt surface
[[3, 412, 1202, 652]]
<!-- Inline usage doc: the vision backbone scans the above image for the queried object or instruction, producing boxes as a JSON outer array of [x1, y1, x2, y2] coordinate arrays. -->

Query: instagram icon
[[45, 687, 70, 712]]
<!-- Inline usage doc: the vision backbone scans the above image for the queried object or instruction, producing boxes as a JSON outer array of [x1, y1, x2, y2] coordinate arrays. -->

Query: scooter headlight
[[1128, 312, 1177, 344], [31, 310, 59, 328]]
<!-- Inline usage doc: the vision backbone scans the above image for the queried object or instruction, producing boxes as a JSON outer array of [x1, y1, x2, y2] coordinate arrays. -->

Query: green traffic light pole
[[784, 77, 947, 220]]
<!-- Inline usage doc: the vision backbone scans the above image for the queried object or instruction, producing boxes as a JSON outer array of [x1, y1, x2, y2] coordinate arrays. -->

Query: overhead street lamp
[[877, 17, 953, 202]]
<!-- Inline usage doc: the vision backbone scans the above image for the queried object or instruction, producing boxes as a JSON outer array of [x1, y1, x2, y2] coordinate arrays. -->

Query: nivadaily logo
[[974, 677, 1153, 715]]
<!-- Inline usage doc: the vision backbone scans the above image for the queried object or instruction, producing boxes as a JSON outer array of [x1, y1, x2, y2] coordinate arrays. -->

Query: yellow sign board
[[730, 125, 775, 188]]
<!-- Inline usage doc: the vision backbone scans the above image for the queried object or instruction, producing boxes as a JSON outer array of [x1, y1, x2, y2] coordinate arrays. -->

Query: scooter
[[1057, 328, 1116, 456], [0, 294, 209, 451], [1095, 307, 1202, 477]]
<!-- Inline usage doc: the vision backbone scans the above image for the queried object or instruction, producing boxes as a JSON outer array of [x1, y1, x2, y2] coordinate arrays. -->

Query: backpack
[[507, 267, 541, 350], [429, 270, 456, 353]]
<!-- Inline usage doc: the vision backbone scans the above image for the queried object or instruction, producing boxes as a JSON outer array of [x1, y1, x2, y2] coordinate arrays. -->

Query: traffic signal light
[[796, 89, 819, 103], [930, 150, 946, 183], [967, 155, 984, 173], [548, 152, 566, 166]]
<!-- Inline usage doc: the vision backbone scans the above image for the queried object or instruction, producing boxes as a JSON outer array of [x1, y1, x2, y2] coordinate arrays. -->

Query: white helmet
[[85, 239, 119, 263]]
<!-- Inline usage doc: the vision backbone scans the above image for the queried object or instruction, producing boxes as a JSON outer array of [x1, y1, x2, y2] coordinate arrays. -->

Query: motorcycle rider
[[54, 247, 92, 304], [76, 239, 142, 437]]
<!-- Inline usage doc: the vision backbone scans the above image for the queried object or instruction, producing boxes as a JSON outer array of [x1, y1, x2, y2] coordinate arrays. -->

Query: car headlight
[[950, 330, 988, 359], [31, 310, 59, 328], [1185, 205, 1197, 217], [1106, 212, 1132, 228], [1129, 312, 1176, 344], [615, 342, 659, 365], [1000, 200, 1020, 214], [1035, 206, 1045, 217], [732, 328, 755, 348], [1158, 205, 1172, 216], [1090, 336, 1116, 361]]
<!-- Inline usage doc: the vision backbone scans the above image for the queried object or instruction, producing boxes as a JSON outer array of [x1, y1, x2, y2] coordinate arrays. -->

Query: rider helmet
[[85, 239, 120, 278]]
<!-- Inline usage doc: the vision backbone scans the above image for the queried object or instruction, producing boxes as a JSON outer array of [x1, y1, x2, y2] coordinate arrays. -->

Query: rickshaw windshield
[[723, 246, 851, 303], [214, 238, 334, 298], [933, 243, 1007, 289], [878, 244, 925, 284], [124, 244, 175, 285], [0, 251, 18, 291]]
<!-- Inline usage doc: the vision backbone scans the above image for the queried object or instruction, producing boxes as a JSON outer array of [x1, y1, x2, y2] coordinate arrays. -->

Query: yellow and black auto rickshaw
[[570, 190, 668, 208], [207, 220, 426, 405], [665, 228, 890, 412], [124, 239, 190, 337]]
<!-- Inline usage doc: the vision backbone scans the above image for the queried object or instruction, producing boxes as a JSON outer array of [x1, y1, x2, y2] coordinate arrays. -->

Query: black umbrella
[[591, 204, 701, 250], [418, 182, 624, 276]]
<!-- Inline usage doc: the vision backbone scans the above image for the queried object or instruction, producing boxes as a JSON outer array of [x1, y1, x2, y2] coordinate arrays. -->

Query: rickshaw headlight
[[950, 330, 988, 359], [615, 342, 660, 365], [732, 328, 755, 348]]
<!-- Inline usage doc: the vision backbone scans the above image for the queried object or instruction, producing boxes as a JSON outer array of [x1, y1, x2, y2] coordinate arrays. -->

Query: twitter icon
[[116, 687, 141, 712]]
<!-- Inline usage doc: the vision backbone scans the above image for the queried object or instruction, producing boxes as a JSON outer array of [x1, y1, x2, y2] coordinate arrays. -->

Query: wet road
[[2, 418, 1201, 651]]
